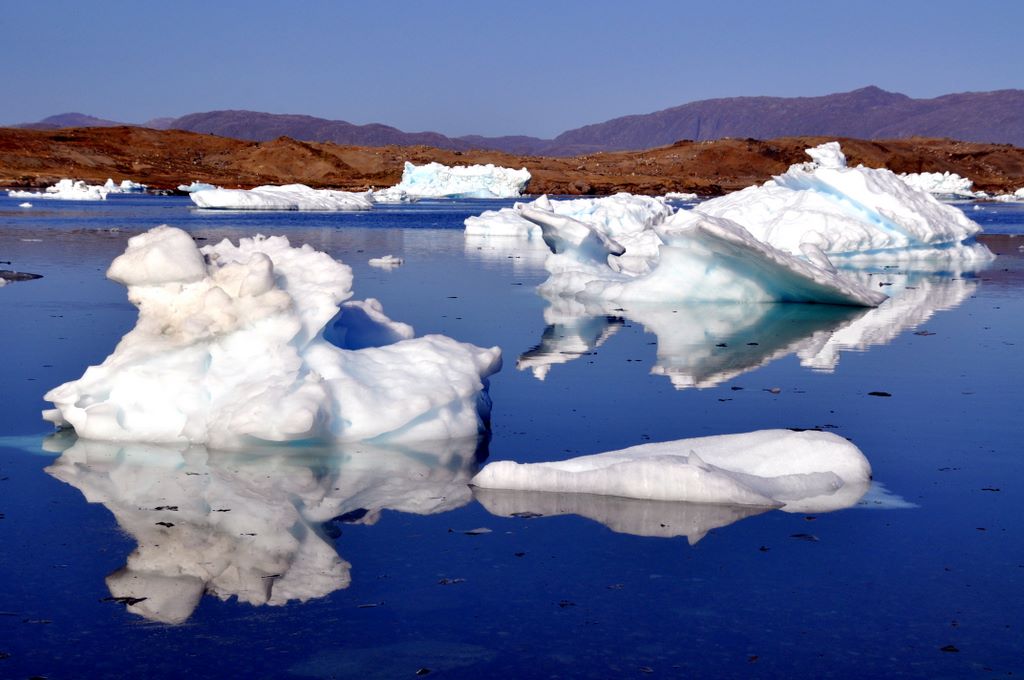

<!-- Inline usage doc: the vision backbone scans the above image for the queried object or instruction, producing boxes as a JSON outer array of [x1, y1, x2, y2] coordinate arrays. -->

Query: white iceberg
[[190, 184, 374, 211], [43, 226, 501, 449], [472, 429, 872, 513], [664, 191, 699, 201], [103, 178, 148, 194], [18, 202, 31, 208], [367, 254, 404, 269], [523, 204, 886, 306], [897, 171, 984, 199], [465, 193, 674, 246], [386, 161, 530, 199], [45, 433, 484, 623], [177, 181, 218, 193], [992, 187, 1024, 203], [696, 142, 992, 263], [8, 178, 109, 201], [369, 186, 418, 204]]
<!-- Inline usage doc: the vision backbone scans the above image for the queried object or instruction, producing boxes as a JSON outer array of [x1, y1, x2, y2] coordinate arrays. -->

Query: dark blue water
[[1, 195, 1022, 679]]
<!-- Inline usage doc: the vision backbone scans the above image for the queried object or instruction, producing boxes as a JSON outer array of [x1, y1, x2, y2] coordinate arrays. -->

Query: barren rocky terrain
[[2, 125, 1023, 196]]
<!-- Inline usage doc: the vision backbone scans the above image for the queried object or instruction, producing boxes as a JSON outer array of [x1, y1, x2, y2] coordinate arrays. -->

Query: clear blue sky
[[3, 0, 1022, 138]]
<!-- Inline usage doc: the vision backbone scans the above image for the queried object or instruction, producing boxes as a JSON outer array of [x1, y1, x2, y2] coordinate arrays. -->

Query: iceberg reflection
[[43, 433, 486, 624], [519, 270, 979, 389]]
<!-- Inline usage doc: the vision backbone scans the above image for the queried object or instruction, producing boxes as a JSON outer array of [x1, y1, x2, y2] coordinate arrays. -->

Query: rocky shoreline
[[2, 126, 1023, 197]]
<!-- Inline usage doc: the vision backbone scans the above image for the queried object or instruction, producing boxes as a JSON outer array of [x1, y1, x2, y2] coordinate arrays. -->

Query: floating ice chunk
[[991, 187, 1024, 202], [696, 142, 992, 263], [177, 181, 218, 193], [664, 191, 699, 201], [386, 161, 530, 199], [367, 254, 404, 269], [45, 433, 484, 623], [525, 206, 886, 306], [103, 178, 148, 193], [43, 226, 500, 449], [464, 193, 674, 244], [18, 202, 31, 208], [897, 171, 982, 199], [190, 184, 374, 211], [370, 187, 418, 203], [472, 429, 872, 512], [9, 178, 109, 201]]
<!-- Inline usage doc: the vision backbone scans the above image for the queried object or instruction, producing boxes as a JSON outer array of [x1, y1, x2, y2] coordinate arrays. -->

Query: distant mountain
[[16, 112, 126, 130], [12, 87, 1024, 154], [546, 87, 1024, 153], [167, 110, 479, 151]]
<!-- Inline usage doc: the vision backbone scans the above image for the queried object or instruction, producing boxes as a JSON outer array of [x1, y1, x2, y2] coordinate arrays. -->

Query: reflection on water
[[519, 270, 980, 389], [463, 233, 551, 274], [43, 433, 486, 624]]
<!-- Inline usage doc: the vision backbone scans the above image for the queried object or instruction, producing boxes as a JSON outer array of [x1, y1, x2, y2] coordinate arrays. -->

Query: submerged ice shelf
[[43, 226, 501, 449]]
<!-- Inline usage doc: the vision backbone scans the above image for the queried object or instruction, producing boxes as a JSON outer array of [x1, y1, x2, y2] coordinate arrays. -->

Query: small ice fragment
[[368, 255, 404, 269]]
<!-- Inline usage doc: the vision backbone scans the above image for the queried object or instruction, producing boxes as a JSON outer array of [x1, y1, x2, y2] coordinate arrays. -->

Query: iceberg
[[695, 142, 992, 263], [44, 433, 484, 623], [190, 184, 374, 211], [992, 187, 1024, 202], [897, 171, 983, 199], [472, 429, 872, 513], [369, 186, 418, 204], [523, 205, 886, 306], [177, 181, 218, 193], [43, 226, 501, 449], [8, 178, 109, 201], [465, 193, 674, 244], [18, 202, 31, 208], [385, 161, 530, 199], [103, 178, 148, 193], [367, 254, 404, 269], [664, 191, 699, 201]]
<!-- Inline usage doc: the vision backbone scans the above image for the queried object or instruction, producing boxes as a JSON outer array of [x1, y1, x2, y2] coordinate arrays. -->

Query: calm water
[[1, 194, 1022, 679]]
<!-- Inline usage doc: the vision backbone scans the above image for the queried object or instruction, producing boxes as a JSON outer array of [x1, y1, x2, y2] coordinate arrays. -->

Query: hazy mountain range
[[13, 86, 1024, 155]]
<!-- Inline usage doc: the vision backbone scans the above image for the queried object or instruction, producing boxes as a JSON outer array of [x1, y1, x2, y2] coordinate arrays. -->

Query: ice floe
[[8, 178, 109, 201], [524, 206, 886, 306], [103, 178, 148, 193], [190, 184, 374, 211], [44, 432, 485, 623], [367, 254, 404, 269], [43, 226, 501, 449], [695, 142, 992, 263], [664, 191, 699, 201], [992, 188, 1024, 203], [18, 202, 31, 208], [472, 429, 872, 513], [177, 181, 218, 193], [897, 171, 984, 199], [385, 161, 530, 199]]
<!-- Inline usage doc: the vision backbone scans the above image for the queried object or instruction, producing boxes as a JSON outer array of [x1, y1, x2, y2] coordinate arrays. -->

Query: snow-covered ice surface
[[44, 432, 484, 623], [42, 226, 501, 449], [8, 179, 109, 201], [898, 171, 984, 199], [177, 181, 218, 193], [696, 142, 993, 263], [518, 270, 976, 388], [472, 429, 873, 514], [386, 161, 530, 199], [190, 184, 374, 211]]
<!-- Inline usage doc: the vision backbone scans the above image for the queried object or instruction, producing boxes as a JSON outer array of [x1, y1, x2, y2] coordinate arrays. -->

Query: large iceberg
[[472, 429, 872, 513], [522, 204, 886, 306], [695, 142, 992, 263], [190, 184, 374, 211], [8, 178, 109, 201], [44, 433, 484, 623], [43, 226, 501, 449], [383, 161, 530, 199]]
